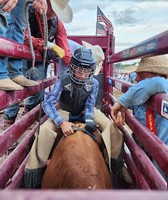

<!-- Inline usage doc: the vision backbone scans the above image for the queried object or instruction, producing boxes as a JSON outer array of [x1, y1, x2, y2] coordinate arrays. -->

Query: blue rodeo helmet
[[70, 47, 97, 84]]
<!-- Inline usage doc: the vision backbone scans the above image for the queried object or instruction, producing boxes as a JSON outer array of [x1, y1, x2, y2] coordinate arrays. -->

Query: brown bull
[[41, 130, 113, 189]]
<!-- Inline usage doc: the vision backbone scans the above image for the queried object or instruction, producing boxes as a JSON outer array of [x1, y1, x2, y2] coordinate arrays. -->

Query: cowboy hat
[[122, 65, 137, 74], [49, 0, 73, 23], [82, 41, 105, 75], [136, 55, 168, 76]]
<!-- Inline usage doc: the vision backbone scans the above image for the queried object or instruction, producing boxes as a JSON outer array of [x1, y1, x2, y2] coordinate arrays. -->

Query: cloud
[[112, 8, 141, 25], [106, 1, 168, 26], [66, 0, 168, 51]]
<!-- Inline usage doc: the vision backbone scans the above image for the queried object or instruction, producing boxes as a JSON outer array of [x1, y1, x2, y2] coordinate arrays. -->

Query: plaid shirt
[[43, 78, 99, 126]]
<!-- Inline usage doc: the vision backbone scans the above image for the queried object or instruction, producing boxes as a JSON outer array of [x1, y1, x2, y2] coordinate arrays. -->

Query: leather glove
[[47, 41, 65, 58], [85, 121, 97, 132]]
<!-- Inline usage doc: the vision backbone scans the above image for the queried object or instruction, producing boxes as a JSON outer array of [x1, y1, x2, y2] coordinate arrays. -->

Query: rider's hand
[[0, 0, 18, 12], [47, 42, 65, 59], [60, 121, 74, 136], [85, 121, 97, 132]]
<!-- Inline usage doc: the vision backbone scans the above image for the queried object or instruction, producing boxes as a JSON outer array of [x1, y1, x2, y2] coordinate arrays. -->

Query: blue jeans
[[4, 61, 48, 119], [23, 61, 48, 110], [0, 0, 26, 80]]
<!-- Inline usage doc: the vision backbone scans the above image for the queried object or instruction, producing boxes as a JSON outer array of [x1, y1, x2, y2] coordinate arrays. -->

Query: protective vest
[[28, 6, 57, 42], [59, 72, 93, 116]]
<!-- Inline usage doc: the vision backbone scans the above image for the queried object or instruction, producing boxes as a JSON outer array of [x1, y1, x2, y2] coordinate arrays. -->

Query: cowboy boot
[[0, 78, 23, 91], [12, 75, 39, 87]]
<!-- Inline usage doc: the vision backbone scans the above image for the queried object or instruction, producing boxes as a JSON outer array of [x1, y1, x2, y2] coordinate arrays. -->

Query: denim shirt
[[43, 78, 99, 127], [118, 76, 168, 146]]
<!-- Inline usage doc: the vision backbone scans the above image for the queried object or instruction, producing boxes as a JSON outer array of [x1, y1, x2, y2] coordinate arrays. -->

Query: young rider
[[24, 47, 128, 188]]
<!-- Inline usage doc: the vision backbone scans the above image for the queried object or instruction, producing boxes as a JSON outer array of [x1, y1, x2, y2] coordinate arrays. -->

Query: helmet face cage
[[70, 63, 95, 84], [69, 47, 96, 84]]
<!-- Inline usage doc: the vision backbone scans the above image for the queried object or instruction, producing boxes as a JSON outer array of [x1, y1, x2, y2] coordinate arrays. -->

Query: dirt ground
[[0, 103, 37, 164], [0, 103, 26, 133], [113, 88, 123, 99]]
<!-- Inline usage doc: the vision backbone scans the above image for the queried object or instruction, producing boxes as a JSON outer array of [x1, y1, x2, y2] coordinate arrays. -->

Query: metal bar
[[109, 30, 168, 63], [0, 115, 48, 189], [5, 154, 29, 189], [125, 112, 168, 176], [0, 106, 41, 156], [0, 190, 168, 199], [121, 126, 166, 189], [107, 77, 168, 119], [68, 34, 110, 50], [124, 152, 150, 189], [103, 94, 166, 188], [106, 93, 168, 175], [0, 37, 42, 61], [0, 76, 56, 111]]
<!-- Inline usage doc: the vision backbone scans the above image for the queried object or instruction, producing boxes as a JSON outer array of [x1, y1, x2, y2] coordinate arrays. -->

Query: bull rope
[[25, 0, 48, 166]]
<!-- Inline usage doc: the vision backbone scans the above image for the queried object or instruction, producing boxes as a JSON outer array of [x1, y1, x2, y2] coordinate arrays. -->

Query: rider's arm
[[42, 79, 64, 126]]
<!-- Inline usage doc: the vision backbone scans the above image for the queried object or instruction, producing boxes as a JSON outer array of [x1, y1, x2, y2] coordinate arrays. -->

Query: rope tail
[[25, 0, 48, 166], [25, 0, 35, 67]]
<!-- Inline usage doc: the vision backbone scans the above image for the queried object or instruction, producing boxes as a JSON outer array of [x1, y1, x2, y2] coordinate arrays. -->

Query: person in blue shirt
[[129, 72, 136, 83], [24, 47, 128, 188], [111, 55, 168, 181]]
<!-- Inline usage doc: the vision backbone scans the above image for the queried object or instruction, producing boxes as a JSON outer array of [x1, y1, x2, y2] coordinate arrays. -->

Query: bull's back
[[41, 131, 112, 189]]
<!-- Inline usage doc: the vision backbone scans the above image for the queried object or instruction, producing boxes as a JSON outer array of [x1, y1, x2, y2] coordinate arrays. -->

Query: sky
[[65, 0, 168, 53]]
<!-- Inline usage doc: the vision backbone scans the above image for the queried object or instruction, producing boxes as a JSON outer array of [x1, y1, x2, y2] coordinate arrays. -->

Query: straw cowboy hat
[[82, 41, 105, 75], [50, 0, 73, 23], [122, 65, 137, 74], [136, 55, 168, 76]]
